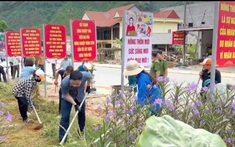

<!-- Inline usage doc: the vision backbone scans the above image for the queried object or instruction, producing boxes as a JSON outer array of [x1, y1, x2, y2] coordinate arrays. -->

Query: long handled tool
[[29, 99, 43, 130], [59, 94, 88, 145]]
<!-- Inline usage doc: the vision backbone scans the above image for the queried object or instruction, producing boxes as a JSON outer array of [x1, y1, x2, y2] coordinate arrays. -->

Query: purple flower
[[127, 109, 134, 116], [186, 83, 198, 93], [0, 102, 6, 107], [193, 109, 199, 115], [157, 76, 164, 82], [200, 119, 206, 125], [191, 103, 197, 110], [105, 110, 113, 120], [96, 106, 102, 111], [231, 103, 235, 110], [196, 101, 203, 107], [0, 110, 4, 116], [165, 99, 171, 106], [132, 95, 137, 100], [94, 126, 99, 131], [229, 86, 234, 90], [217, 100, 221, 105], [202, 86, 208, 92], [169, 105, 175, 111], [107, 98, 111, 104], [227, 138, 232, 144], [153, 84, 157, 89], [129, 135, 135, 140], [6, 111, 12, 122], [164, 77, 170, 83], [5, 138, 8, 143], [210, 82, 216, 88], [0, 136, 2, 141], [115, 100, 119, 105], [153, 99, 162, 106]]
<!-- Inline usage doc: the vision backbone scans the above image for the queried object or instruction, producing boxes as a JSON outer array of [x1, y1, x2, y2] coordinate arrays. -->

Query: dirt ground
[[38, 84, 113, 117]]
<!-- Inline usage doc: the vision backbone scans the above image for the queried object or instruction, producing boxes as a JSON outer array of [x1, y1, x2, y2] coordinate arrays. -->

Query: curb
[[93, 64, 235, 78]]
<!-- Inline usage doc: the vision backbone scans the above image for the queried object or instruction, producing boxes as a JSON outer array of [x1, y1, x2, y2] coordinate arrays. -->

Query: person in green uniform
[[150, 50, 168, 80]]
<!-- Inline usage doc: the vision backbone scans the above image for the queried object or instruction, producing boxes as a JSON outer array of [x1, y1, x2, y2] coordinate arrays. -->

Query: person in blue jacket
[[123, 60, 163, 115], [19, 58, 36, 81]]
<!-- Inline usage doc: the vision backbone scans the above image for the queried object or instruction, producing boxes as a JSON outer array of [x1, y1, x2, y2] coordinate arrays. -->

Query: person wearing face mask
[[12, 69, 45, 123], [59, 70, 93, 143]]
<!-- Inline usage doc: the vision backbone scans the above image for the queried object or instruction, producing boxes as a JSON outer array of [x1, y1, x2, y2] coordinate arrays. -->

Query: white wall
[[153, 22, 178, 33]]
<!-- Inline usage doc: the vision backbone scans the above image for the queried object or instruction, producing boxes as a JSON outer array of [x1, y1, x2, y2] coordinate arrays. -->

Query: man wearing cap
[[12, 69, 45, 123], [199, 58, 221, 100], [199, 58, 221, 87]]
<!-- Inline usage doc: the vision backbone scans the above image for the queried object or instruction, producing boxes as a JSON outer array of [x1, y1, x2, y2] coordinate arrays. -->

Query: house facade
[[82, 4, 182, 61]]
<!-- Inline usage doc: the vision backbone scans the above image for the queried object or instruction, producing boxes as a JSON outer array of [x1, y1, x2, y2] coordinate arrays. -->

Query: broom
[[29, 99, 43, 130]]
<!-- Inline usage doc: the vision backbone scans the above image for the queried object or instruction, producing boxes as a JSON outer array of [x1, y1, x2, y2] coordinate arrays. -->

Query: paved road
[[2, 59, 234, 89]]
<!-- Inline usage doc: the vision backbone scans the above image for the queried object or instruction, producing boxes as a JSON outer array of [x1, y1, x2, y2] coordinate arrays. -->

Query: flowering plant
[[0, 101, 12, 144], [92, 77, 235, 146]]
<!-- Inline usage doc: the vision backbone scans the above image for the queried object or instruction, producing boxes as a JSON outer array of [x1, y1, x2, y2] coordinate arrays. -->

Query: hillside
[[0, 1, 199, 34]]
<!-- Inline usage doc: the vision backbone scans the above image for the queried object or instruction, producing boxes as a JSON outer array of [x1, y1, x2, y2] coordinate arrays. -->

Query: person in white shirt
[[56, 54, 72, 71], [9, 56, 21, 79]]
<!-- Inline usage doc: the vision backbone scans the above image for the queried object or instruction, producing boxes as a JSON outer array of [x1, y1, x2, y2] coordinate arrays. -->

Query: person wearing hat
[[199, 58, 221, 100], [199, 58, 221, 88], [12, 69, 45, 123], [123, 60, 163, 115]]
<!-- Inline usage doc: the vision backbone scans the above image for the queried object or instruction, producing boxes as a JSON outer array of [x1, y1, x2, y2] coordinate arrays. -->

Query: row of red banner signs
[[5, 19, 96, 62]]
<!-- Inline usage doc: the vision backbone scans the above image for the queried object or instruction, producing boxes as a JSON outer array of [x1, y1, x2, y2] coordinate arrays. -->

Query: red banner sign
[[216, 1, 235, 67], [43, 24, 66, 59], [20, 28, 42, 57], [71, 19, 97, 62], [172, 31, 184, 45], [5, 31, 21, 57]]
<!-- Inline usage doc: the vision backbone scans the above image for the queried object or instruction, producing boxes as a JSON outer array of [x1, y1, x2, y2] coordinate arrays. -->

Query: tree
[[0, 20, 8, 32]]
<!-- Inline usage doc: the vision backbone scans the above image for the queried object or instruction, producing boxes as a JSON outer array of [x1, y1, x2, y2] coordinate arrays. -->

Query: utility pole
[[182, 2, 187, 66]]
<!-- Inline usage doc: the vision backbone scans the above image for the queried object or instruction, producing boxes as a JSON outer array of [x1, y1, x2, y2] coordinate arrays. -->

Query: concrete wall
[[152, 22, 178, 33]]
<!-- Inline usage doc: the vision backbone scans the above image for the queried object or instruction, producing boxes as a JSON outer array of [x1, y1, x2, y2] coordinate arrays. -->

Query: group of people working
[[11, 48, 227, 144]]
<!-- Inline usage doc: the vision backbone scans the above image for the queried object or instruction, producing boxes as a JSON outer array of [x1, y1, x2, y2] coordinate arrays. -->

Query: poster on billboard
[[216, 1, 235, 67], [172, 31, 184, 45], [5, 31, 21, 57], [20, 28, 42, 57], [43, 24, 66, 59], [70, 19, 97, 62], [123, 10, 153, 67]]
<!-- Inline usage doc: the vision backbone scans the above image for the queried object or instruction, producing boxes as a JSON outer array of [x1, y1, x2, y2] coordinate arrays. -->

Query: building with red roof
[[81, 4, 182, 61]]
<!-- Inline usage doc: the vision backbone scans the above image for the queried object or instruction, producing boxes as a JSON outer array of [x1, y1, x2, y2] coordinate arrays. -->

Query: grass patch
[[0, 82, 102, 147]]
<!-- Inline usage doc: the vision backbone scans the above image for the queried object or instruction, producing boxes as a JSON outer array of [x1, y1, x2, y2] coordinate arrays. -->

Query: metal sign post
[[210, 1, 219, 86], [42, 24, 47, 98], [70, 19, 74, 68], [121, 11, 127, 92]]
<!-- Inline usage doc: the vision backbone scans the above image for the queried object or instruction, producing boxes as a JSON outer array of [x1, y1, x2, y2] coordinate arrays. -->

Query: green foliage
[[91, 78, 235, 146], [0, 20, 8, 32], [0, 1, 199, 32]]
